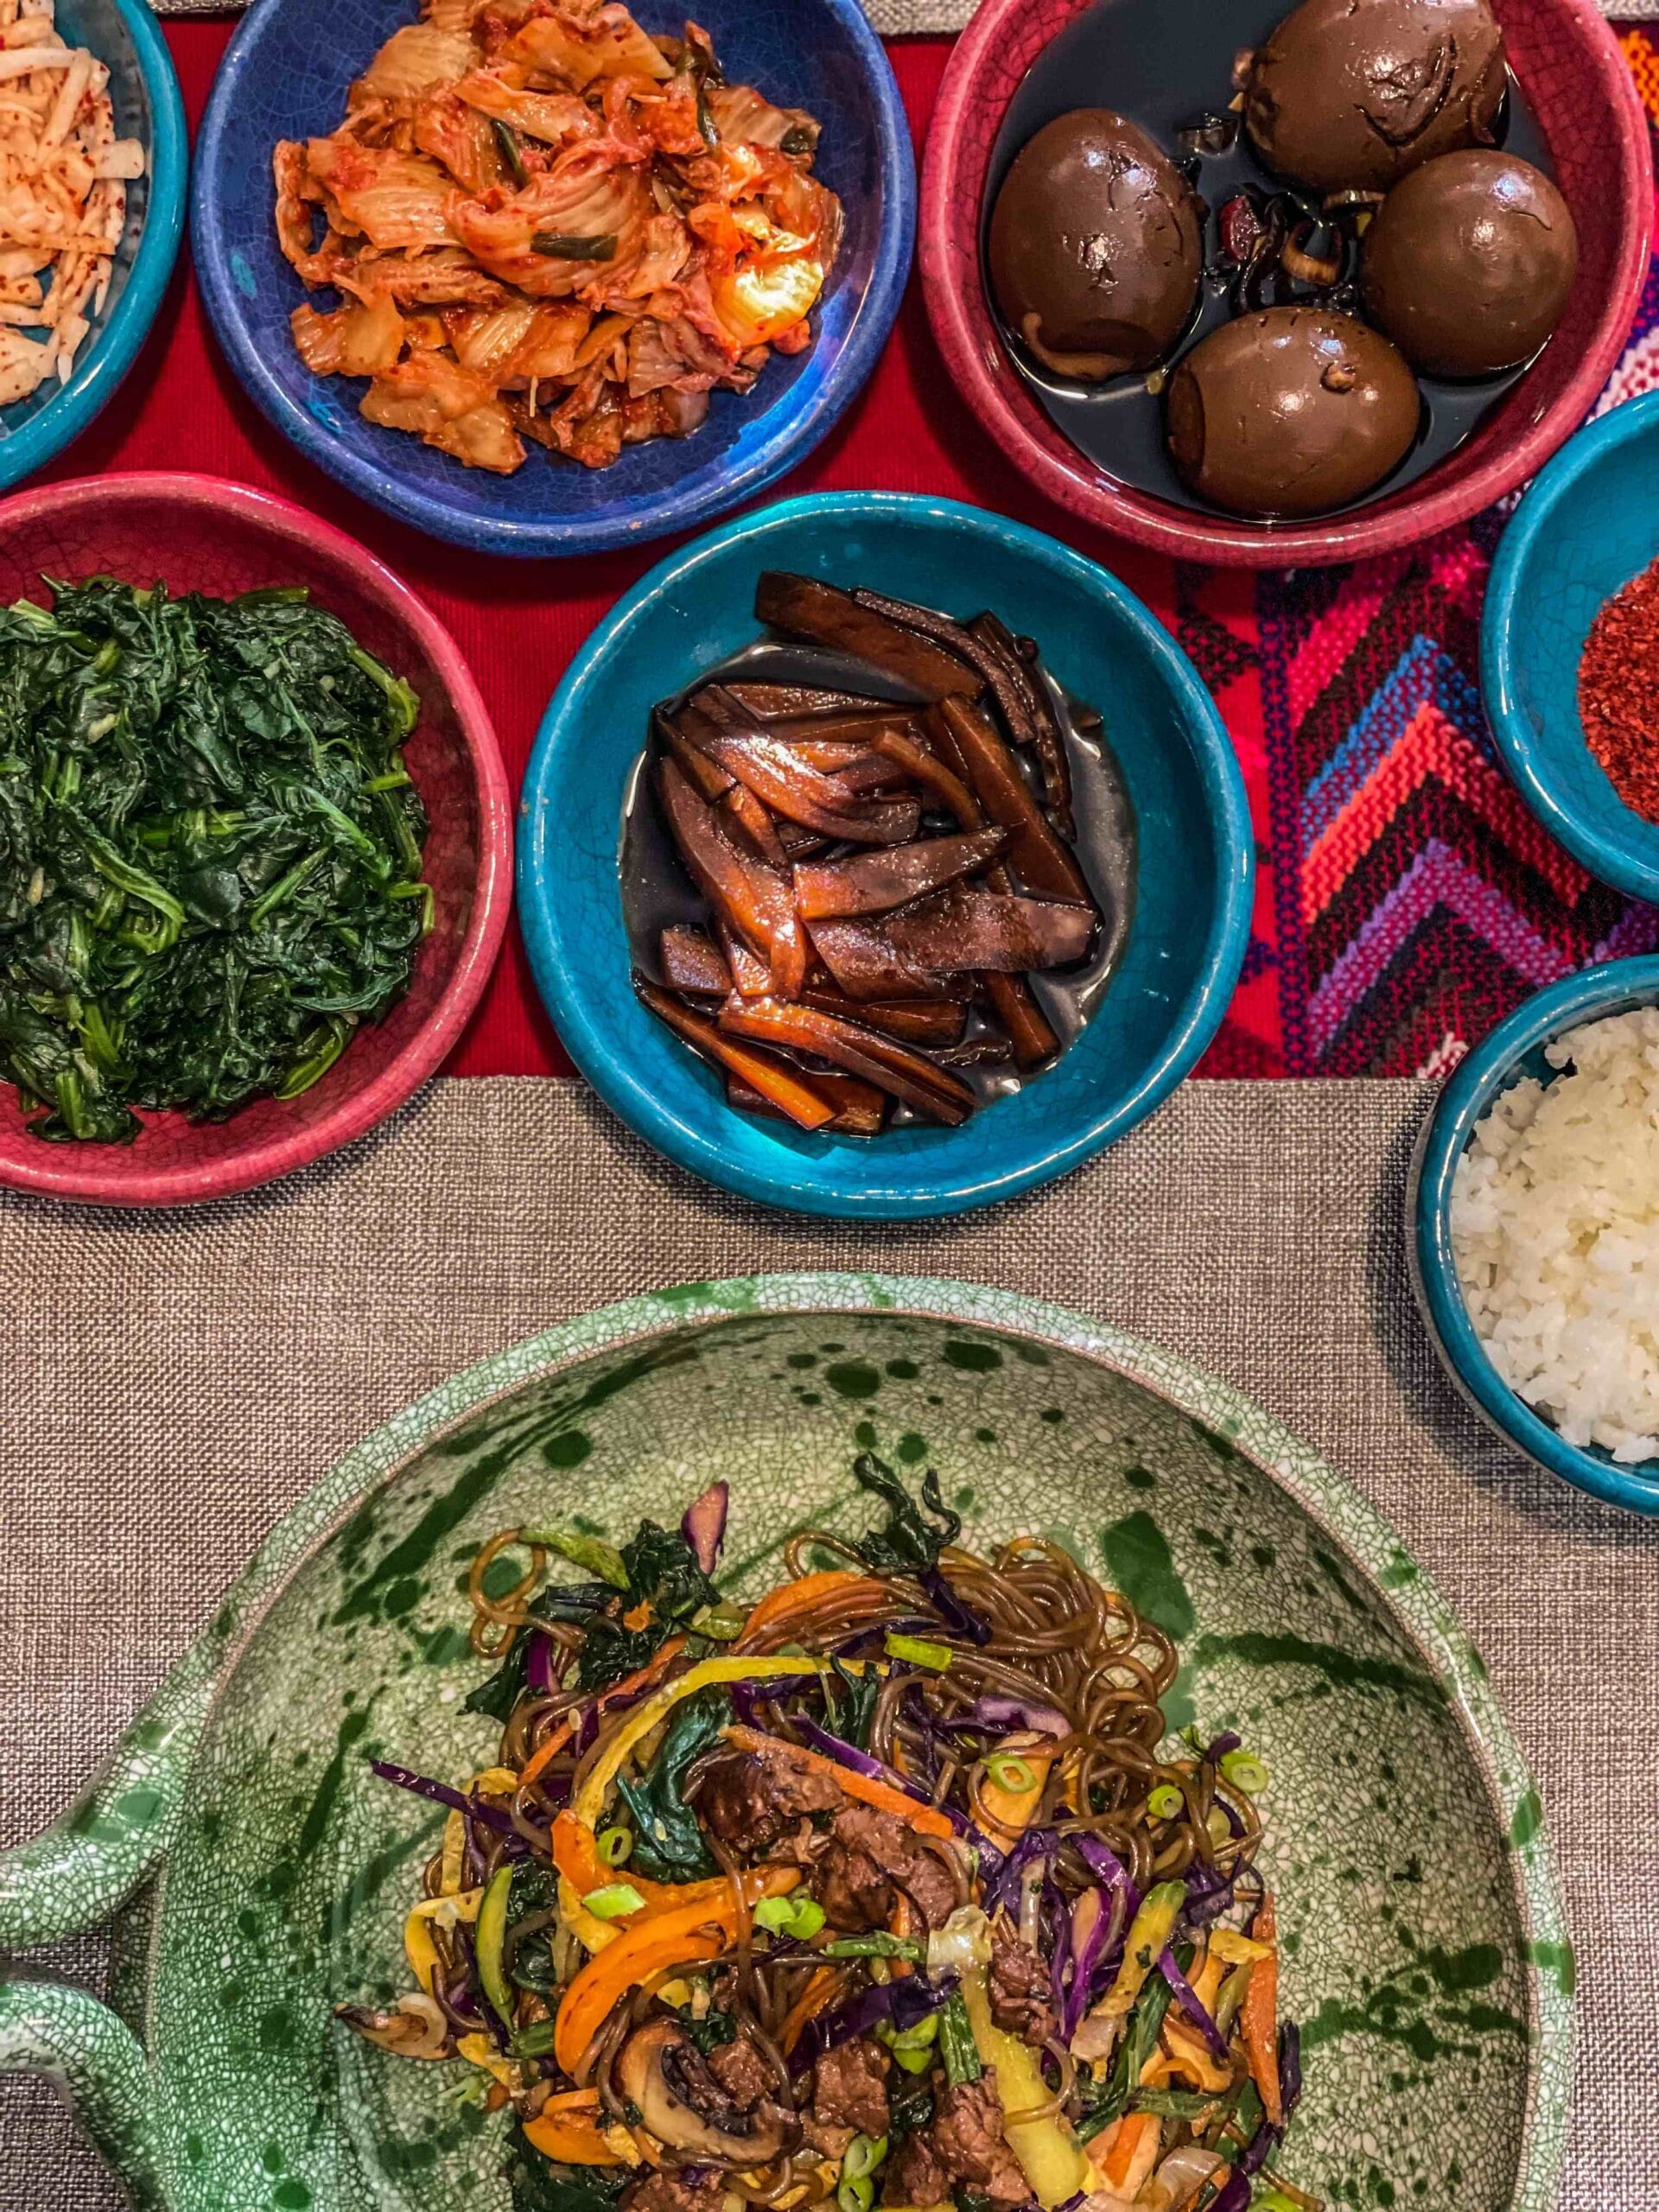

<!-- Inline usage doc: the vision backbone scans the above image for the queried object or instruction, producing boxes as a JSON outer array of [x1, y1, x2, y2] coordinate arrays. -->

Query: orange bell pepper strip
[[553, 1867, 801, 2075], [524, 2091, 627, 2165], [518, 1637, 689, 1791], [721, 1724, 956, 1840], [1242, 1893, 1282, 2126], [735, 1569, 887, 1650]]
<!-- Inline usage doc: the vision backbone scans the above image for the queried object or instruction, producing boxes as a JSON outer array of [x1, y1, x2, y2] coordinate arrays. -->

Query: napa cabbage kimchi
[[272, 0, 842, 473]]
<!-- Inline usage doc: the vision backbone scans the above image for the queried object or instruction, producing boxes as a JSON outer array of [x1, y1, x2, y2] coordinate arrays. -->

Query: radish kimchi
[[273, 0, 842, 473]]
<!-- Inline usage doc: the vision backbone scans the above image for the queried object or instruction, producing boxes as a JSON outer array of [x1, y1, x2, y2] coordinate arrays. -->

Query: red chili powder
[[1579, 558, 1659, 822]]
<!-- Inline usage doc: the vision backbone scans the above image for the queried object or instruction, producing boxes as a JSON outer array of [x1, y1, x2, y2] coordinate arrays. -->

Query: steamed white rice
[[1450, 1008, 1659, 1464]]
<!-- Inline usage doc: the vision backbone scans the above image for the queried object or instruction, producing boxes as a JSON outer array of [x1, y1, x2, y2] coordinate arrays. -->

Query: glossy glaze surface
[[0, 1275, 1573, 2211]]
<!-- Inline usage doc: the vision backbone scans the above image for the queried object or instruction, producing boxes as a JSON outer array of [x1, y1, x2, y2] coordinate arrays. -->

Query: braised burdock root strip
[[343, 1462, 1309, 2212], [273, 0, 841, 473], [632, 577, 1109, 1135]]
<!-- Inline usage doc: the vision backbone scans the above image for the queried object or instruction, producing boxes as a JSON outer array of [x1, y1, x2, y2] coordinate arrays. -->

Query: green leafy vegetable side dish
[[0, 577, 430, 1142]]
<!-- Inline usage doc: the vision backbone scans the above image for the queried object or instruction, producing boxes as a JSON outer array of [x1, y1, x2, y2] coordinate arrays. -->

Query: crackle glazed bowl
[[0, 474, 512, 1207], [191, 0, 914, 559], [518, 492, 1253, 1219], [0, 1275, 1571, 2212], [920, 0, 1650, 568]]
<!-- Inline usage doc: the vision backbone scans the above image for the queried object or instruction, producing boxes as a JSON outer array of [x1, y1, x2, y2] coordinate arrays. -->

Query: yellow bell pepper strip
[[404, 1887, 481, 1995], [735, 1569, 887, 1650], [973, 1742, 1056, 1849], [525, 2090, 629, 2165], [961, 1963, 1091, 2209], [721, 1725, 956, 1840], [553, 1865, 803, 2075], [1092, 1881, 1187, 2024], [1241, 1893, 1282, 2126], [518, 1637, 689, 1790]]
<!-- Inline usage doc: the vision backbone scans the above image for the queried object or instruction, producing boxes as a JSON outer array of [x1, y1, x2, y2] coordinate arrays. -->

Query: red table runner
[[60, 25, 1659, 1080]]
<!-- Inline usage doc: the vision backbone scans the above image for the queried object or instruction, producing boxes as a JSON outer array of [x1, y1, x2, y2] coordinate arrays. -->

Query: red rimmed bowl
[[921, 0, 1652, 569], [0, 474, 512, 1206]]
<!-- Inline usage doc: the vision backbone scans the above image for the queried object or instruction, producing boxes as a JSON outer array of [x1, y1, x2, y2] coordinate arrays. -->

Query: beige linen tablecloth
[[1, 1076, 1654, 2210]]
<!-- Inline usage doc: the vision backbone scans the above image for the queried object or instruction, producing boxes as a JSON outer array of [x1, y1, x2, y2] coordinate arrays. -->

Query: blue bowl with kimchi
[[190, 0, 914, 558]]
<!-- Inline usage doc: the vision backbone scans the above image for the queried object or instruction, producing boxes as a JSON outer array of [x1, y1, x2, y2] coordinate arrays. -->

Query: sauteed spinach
[[0, 577, 430, 1141]]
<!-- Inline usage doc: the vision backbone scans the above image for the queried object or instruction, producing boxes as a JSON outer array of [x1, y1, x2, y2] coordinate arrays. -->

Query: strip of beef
[[816, 1804, 961, 1931], [988, 1922, 1059, 2047], [805, 2036, 891, 2155], [881, 2075, 1027, 2209], [626, 2173, 732, 2212], [707, 2033, 777, 2111], [698, 1743, 845, 1855]]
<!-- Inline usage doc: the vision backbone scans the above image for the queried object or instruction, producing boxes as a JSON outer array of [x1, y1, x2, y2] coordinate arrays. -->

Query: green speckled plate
[[0, 1275, 1572, 2212]]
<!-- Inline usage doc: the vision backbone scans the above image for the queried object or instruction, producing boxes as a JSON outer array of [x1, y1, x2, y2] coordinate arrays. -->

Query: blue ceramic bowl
[[518, 492, 1254, 1218], [190, 0, 913, 559], [1410, 955, 1659, 1516], [1483, 391, 1659, 904], [0, 0, 184, 492]]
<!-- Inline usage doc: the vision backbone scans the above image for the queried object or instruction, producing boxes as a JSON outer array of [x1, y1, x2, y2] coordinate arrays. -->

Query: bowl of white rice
[[1411, 955, 1659, 1516]]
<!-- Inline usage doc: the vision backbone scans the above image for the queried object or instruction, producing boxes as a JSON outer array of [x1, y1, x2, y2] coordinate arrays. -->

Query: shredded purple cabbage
[[1206, 2172, 1250, 2212], [526, 1631, 556, 1696], [1202, 1730, 1243, 1764], [1237, 2122, 1281, 2181], [919, 1565, 991, 1645], [370, 1760, 519, 1836], [1060, 1885, 1125, 2037], [682, 1481, 729, 1573], [987, 1826, 1060, 1916], [791, 1715, 972, 1838], [969, 1694, 1070, 1738], [1157, 1946, 1230, 2064], [1279, 2018, 1303, 2120], [1067, 1832, 1141, 1918], [788, 1970, 956, 2075]]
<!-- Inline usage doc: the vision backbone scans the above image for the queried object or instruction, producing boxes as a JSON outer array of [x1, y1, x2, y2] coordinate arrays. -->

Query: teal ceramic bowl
[[0, 0, 186, 490], [1482, 391, 1659, 903], [518, 493, 1253, 1218], [1410, 956, 1659, 1516], [0, 1276, 1571, 2212]]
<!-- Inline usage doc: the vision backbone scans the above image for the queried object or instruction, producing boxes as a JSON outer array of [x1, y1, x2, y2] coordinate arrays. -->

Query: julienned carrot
[[735, 1568, 883, 1648], [518, 1637, 688, 1790], [779, 1962, 842, 2056], [553, 1868, 799, 2074], [1242, 1893, 1282, 2126], [636, 979, 836, 1132], [1091, 2110, 1160, 2195], [524, 2094, 626, 2165], [721, 1723, 955, 1840]]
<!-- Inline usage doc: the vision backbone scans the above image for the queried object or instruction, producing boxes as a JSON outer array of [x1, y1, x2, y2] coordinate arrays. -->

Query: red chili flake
[[1578, 556, 1659, 823]]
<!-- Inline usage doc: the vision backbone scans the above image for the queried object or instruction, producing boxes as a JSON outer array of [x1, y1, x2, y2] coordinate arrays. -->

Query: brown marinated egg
[[988, 109, 1203, 380], [1244, 0, 1507, 194], [1165, 307, 1421, 518], [1362, 149, 1578, 378]]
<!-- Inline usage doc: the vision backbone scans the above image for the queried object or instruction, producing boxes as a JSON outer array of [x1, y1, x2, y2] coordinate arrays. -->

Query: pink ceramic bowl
[[0, 474, 512, 1206], [921, 0, 1652, 569]]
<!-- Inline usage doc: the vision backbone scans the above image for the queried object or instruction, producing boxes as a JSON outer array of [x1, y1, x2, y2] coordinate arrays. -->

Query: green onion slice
[[582, 1882, 646, 1919]]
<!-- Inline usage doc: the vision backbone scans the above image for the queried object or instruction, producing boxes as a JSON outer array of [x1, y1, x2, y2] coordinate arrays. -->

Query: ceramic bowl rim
[[1409, 953, 1659, 1516], [0, 472, 513, 1207], [1481, 390, 1659, 903], [188, 0, 917, 559], [0, 0, 188, 493], [515, 488, 1255, 1218], [0, 1274, 1574, 2212], [918, 0, 1652, 570]]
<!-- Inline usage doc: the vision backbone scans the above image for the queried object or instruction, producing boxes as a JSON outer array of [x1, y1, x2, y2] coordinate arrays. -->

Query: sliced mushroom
[[335, 1991, 453, 2060], [617, 2019, 793, 2163]]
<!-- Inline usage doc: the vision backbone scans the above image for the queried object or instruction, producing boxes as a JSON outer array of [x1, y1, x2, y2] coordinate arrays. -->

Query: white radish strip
[[94, 137, 140, 179], [42, 49, 90, 144], [0, 49, 81, 78]]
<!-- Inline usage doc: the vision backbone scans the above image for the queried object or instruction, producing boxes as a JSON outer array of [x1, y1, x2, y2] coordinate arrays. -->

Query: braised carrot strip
[[636, 982, 836, 1132]]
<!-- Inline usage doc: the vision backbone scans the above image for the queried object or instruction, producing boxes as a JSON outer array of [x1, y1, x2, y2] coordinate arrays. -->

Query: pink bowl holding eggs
[[0, 474, 511, 1206], [920, 0, 1652, 569]]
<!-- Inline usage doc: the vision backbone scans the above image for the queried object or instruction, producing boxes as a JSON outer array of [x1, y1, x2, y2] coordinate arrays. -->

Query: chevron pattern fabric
[[1191, 26, 1659, 1079]]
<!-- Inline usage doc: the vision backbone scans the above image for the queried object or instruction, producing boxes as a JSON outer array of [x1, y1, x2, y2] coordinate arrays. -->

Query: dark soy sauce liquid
[[982, 0, 1553, 524], [619, 633, 1139, 1117]]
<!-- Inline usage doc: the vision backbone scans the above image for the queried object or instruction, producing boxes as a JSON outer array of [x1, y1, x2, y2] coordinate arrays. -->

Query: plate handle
[[0, 1648, 217, 1948], [0, 1977, 165, 2209]]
